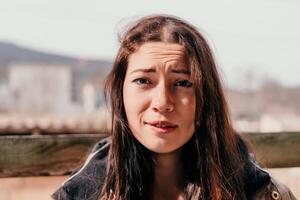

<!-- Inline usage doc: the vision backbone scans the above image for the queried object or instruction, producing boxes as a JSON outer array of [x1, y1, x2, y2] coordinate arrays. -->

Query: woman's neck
[[150, 149, 185, 200]]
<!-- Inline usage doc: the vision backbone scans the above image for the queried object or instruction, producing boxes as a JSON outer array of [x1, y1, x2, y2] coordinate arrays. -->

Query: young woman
[[53, 15, 297, 200]]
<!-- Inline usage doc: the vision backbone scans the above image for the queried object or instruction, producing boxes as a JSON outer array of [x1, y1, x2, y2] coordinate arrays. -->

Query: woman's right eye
[[132, 78, 152, 85]]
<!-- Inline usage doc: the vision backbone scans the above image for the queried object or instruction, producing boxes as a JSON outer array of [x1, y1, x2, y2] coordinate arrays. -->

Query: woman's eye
[[175, 80, 193, 87], [132, 78, 152, 85]]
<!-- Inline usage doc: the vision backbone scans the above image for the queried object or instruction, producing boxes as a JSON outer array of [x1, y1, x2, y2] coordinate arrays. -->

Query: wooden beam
[[0, 134, 106, 178], [243, 132, 300, 168], [0, 132, 299, 177]]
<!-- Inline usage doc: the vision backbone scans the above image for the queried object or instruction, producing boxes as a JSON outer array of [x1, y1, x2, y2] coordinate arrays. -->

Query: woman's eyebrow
[[129, 67, 190, 75], [171, 69, 191, 75], [130, 68, 156, 74]]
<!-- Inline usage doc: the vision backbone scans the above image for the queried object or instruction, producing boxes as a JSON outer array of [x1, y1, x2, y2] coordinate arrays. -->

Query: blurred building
[[0, 80, 10, 112], [8, 64, 72, 113], [226, 87, 300, 132], [82, 83, 96, 113]]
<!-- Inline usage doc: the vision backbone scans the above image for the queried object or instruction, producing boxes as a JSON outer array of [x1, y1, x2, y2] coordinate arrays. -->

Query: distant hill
[[0, 41, 112, 76]]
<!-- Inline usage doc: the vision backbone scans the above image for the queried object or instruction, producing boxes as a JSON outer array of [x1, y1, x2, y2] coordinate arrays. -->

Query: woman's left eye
[[174, 80, 193, 87], [132, 78, 152, 85]]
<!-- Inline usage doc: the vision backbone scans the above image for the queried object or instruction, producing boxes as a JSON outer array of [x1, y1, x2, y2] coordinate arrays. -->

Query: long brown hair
[[101, 14, 247, 199]]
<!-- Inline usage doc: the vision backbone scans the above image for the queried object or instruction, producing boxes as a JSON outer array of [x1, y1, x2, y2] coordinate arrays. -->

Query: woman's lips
[[145, 121, 178, 134]]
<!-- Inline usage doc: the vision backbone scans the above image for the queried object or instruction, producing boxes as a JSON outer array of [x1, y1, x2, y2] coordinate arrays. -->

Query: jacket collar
[[243, 159, 271, 197]]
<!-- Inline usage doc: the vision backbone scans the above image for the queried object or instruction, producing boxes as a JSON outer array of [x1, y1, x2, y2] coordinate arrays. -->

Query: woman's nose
[[151, 84, 174, 113]]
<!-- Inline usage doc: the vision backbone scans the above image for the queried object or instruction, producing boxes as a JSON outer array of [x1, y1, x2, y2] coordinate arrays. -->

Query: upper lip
[[145, 120, 178, 128]]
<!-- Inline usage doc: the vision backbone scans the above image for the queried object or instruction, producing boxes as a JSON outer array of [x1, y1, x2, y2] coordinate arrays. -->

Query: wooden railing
[[0, 132, 299, 178]]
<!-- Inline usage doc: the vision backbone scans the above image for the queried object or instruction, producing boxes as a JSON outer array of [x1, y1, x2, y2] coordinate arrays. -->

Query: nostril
[[152, 107, 159, 112], [152, 103, 174, 113], [165, 105, 174, 112]]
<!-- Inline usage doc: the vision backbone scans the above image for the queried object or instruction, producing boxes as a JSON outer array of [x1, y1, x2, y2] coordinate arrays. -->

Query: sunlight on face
[[123, 42, 196, 154]]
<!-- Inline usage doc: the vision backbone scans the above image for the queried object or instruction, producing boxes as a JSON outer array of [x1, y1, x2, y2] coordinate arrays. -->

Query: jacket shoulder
[[252, 177, 297, 200], [52, 137, 111, 200]]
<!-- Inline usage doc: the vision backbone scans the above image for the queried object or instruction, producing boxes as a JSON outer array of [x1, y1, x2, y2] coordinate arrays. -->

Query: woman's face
[[123, 42, 196, 154]]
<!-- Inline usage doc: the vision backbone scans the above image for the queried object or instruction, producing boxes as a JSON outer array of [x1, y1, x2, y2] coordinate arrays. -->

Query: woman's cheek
[[126, 88, 148, 118], [179, 91, 195, 105]]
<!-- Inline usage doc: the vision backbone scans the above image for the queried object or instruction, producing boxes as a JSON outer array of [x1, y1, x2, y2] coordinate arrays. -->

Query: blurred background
[[0, 0, 299, 199]]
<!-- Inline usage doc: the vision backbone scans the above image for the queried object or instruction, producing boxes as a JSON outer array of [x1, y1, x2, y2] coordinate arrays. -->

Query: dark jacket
[[52, 137, 297, 200]]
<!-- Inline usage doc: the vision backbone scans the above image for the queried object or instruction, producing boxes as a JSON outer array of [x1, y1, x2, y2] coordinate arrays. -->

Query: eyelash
[[132, 78, 152, 85], [132, 78, 193, 88], [174, 80, 193, 87]]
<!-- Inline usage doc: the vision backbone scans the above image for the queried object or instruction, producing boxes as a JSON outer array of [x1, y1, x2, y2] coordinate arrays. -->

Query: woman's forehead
[[128, 42, 189, 69], [137, 42, 185, 53]]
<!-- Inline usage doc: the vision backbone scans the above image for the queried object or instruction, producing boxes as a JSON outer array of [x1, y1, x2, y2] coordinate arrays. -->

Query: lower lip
[[146, 124, 177, 134]]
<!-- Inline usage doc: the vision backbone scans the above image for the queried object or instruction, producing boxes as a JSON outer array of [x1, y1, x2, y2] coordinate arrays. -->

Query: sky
[[0, 0, 299, 89]]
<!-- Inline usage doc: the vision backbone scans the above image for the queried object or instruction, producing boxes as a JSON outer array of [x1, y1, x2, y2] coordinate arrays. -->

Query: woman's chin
[[141, 140, 180, 154]]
